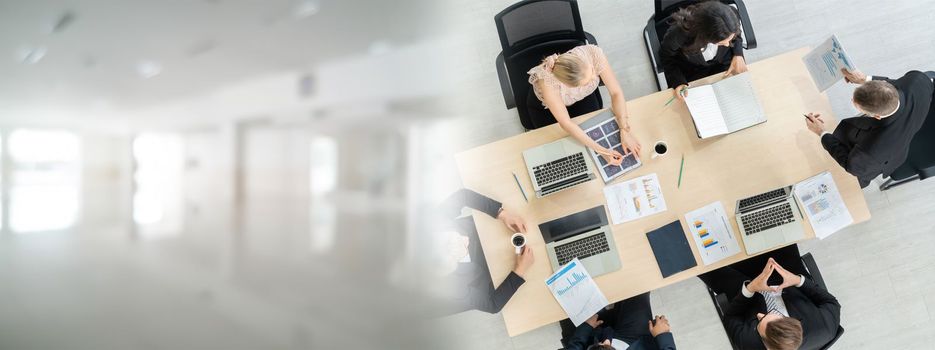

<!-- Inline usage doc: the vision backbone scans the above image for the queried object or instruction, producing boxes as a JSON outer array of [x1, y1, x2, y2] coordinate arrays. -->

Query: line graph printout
[[545, 258, 608, 326], [794, 171, 853, 239]]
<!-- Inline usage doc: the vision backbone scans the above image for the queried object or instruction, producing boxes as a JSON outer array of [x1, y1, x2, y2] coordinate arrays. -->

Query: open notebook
[[684, 72, 767, 139]]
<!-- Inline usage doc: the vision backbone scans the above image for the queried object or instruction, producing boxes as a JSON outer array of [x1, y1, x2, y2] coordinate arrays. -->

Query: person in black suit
[[565, 293, 677, 350], [697, 245, 841, 350], [659, 0, 747, 103], [805, 69, 934, 188], [438, 189, 534, 314]]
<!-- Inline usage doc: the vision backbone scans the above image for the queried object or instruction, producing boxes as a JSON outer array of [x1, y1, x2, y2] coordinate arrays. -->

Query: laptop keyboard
[[741, 203, 796, 235], [533, 152, 588, 186], [738, 188, 787, 210], [554, 232, 610, 266]]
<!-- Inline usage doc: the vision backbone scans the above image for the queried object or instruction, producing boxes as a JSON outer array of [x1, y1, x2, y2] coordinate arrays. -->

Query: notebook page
[[712, 73, 767, 133], [684, 85, 729, 138]]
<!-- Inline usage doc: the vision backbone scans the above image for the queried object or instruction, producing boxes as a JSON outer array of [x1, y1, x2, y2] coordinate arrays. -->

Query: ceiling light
[[16, 46, 47, 64], [136, 61, 162, 79], [293, 0, 320, 19]]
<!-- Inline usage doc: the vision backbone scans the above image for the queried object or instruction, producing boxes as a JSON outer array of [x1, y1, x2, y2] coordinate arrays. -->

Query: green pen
[[664, 87, 687, 106], [677, 154, 685, 188]]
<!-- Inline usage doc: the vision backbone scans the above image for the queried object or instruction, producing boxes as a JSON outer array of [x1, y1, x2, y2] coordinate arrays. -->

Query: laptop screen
[[539, 206, 608, 243]]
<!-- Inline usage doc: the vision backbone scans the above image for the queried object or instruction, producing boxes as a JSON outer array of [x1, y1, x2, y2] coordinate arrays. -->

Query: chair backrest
[[495, 0, 585, 57], [901, 103, 935, 180]]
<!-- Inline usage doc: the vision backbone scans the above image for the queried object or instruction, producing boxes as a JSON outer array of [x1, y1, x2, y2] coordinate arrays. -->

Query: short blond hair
[[548, 53, 588, 86]]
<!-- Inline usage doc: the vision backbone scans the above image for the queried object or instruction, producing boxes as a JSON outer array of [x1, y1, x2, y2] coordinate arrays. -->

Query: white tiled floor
[[446, 0, 935, 348]]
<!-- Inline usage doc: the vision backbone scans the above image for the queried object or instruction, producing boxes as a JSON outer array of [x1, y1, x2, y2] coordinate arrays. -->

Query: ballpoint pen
[[512, 172, 529, 203]]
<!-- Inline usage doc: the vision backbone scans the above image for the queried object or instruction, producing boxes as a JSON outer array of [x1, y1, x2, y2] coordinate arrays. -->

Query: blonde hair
[[544, 53, 588, 86]]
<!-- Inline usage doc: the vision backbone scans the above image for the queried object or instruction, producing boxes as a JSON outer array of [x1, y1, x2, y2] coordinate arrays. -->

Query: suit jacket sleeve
[[796, 278, 842, 331], [731, 31, 744, 57], [440, 188, 502, 220], [470, 271, 526, 314], [723, 293, 764, 349], [654, 332, 677, 350], [659, 29, 689, 89], [566, 323, 597, 350], [820, 132, 877, 188]]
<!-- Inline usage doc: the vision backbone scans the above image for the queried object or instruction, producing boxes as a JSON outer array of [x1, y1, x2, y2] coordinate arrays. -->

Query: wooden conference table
[[454, 47, 871, 336]]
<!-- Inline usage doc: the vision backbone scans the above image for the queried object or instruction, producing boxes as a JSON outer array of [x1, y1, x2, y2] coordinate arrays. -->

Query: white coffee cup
[[651, 140, 669, 159], [510, 233, 527, 254]]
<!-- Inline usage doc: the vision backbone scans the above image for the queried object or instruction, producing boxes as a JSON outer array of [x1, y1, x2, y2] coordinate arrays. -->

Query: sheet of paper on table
[[603, 173, 667, 225], [545, 258, 609, 326], [685, 201, 742, 265], [794, 171, 853, 239]]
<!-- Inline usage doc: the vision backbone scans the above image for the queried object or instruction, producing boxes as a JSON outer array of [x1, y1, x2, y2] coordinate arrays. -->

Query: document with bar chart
[[603, 173, 667, 225], [545, 258, 608, 326], [803, 35, 857, 92], [685, 201, 741, 265]]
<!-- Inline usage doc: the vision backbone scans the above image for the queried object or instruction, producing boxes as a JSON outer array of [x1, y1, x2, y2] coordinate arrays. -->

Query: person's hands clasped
[[725, 56, 748, 77], [620, 131, 642, 159], [512, 245, 535, 278], [841, 68, 867, 84], [747, 259, 777, 293], [805, 112, 827, 136], [600, 149, 624, 166], [497, 208, 527, 233], [769, 258, 803, 291], [648, 315, 671, 337]]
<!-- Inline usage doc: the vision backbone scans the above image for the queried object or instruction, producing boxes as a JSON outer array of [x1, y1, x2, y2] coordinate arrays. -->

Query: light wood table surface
[[454, 47, 871, 337]]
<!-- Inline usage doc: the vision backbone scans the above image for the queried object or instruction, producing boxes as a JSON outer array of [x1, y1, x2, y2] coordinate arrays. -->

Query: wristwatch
[[497, 206, 505, 218]]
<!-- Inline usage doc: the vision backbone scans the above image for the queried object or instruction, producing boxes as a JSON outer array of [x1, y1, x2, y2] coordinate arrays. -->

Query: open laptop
[[539, 205, 621, 277], [522, 138, 596, 198], [735, 186, 806, 255], [578, 110, 642, 183]]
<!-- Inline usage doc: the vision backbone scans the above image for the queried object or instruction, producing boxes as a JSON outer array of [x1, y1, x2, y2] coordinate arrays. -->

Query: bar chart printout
[[685, 201, 742, 265], [545, 258, 608, 326]]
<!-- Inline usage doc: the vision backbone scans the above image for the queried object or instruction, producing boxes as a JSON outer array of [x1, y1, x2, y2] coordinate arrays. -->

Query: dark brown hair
[[670, 1, 742, 53], [854, 80, 900, 116], [762, 317, 803, 350]]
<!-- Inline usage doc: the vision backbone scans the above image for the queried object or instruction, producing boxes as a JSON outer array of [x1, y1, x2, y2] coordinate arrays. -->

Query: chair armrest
[[801, 253, 827, 290], [584, 31, 598, 46], [733, 0, 757, 49], [496, 52, 516, 109], [644, 17, 663, 74]]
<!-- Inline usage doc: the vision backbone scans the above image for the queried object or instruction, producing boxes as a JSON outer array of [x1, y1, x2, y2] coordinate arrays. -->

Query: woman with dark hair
[[659, 1, 746, 103]]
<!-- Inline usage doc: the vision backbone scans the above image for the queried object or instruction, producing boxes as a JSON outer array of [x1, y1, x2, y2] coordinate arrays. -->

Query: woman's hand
[[600, 149, 624, 166], [620, 131, 642, 158], [725, 56, 748, 77], [674, 84, 689, 102]]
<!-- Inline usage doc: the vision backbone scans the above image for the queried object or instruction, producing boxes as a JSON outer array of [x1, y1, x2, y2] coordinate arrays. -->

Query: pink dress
[[527, 44, 607, 108]]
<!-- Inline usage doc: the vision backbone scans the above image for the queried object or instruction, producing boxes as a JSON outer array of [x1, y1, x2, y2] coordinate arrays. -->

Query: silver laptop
[[522, 138, 596, 198], [539, 206, 621, 277], [735, 186, 806, 255]]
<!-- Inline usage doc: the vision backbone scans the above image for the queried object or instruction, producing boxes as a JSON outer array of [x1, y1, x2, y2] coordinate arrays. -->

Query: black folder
[[646, 220, 697, 278]]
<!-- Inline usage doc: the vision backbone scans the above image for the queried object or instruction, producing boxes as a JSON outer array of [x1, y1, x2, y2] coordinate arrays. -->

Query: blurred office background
[[0, 0, 467, 349]]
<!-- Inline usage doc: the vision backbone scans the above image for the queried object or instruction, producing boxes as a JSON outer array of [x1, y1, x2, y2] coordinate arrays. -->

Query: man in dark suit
[[698, 245, 841, 350], [438, 189, 534, 314], [564, 293, 677, 350], [805, 69, 934, 188]]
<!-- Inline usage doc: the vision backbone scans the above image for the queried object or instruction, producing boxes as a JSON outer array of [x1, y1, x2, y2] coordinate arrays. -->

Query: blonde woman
[[527, 44, 641, 165]]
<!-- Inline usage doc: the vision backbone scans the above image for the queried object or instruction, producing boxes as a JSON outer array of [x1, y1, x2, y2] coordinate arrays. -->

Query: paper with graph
[[794, 171, 853, 239], [803, 35, 856, 92], [685, 201, 742, 265], [684, 72, 767, 139], [603, 173, 667, 225], [545, 258, 608, 326]]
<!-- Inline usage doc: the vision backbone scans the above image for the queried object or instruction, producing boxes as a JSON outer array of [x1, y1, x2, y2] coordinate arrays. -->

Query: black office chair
[[880, 71, 935, 191], [495, 0, 601, 130], [642, 0, 758, 91], [706, 252, 844, 350]]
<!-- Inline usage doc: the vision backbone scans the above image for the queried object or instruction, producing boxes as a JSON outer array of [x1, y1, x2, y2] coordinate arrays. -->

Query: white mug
[[651, 140, 669, 159], [510, 233, 527, 254]]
